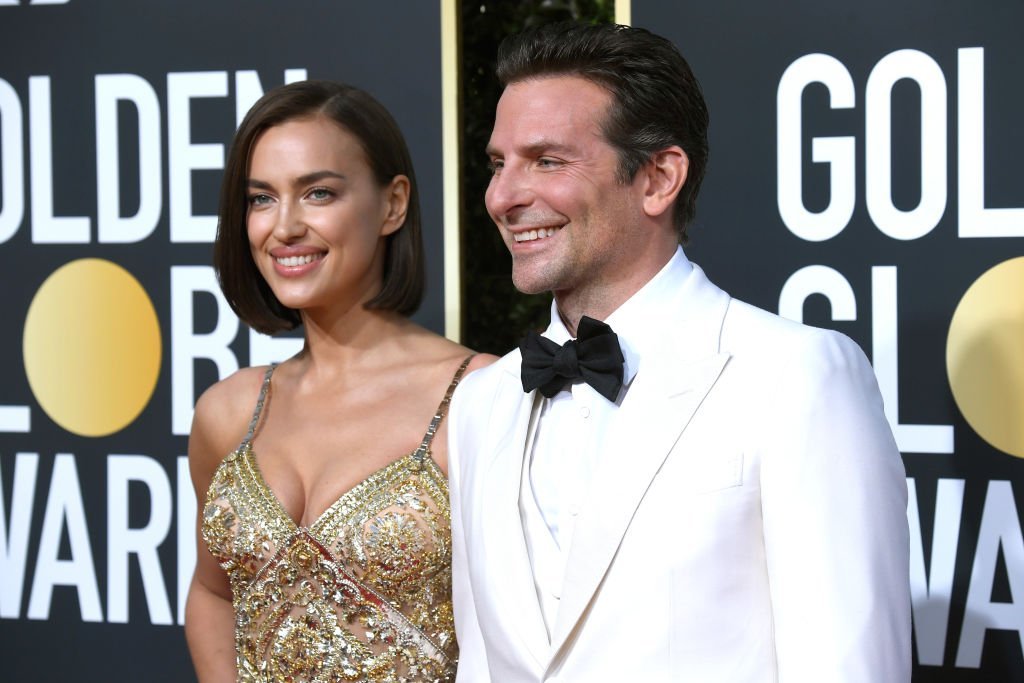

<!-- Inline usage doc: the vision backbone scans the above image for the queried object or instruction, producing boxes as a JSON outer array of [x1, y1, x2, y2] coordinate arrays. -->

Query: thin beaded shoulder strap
[[240, 364, 277, 450], [412, 354, 475, 465]]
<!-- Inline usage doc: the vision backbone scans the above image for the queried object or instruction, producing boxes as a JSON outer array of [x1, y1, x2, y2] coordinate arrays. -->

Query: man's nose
[[485, 164, 532, 219]]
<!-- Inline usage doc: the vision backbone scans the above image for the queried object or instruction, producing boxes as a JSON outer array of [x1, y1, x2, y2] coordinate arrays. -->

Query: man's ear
[[381, 175, 410, 236], [641, 146, 688, 220]]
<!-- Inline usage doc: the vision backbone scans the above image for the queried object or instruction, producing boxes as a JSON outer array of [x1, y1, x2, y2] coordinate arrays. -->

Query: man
[[448, 22, 910, 682]]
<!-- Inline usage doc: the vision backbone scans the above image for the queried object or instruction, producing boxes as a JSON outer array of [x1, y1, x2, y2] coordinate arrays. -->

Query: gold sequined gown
[[201, 358, 471, 683]]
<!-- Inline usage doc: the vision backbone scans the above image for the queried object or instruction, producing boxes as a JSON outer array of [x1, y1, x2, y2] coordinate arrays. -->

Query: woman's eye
[[249, 194, 272, 206], [309, 188, 333, 201]]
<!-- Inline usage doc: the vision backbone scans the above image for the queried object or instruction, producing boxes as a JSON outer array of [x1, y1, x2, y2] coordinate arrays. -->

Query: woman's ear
[[641, 146, 688, 220], [380, 175, 410, 236]]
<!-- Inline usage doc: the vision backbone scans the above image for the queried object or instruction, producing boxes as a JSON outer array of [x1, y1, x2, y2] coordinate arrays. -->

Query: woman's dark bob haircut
[[215, 80, 425, 335]]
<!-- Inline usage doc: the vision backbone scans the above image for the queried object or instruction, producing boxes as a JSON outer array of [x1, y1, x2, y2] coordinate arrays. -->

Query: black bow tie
[[520, 316, 625, 402]]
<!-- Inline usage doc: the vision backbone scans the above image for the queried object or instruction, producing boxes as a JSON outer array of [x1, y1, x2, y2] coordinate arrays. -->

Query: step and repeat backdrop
[[2, 0, 1022, 681], [629, 1, 1023, 680], [0, 1, 447, 680]]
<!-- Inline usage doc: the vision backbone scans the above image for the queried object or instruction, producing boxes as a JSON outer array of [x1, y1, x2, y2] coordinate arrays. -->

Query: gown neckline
[[238, 445, 444, 534], [227, 354, 474, 536]]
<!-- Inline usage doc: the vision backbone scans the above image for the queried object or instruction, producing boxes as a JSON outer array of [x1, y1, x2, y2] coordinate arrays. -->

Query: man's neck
[[553, 247, 680, 336]]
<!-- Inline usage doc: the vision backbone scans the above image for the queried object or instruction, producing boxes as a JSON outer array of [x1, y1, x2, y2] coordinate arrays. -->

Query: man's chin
[[512, 284, 549, 295], [511, 272, 553, 296]]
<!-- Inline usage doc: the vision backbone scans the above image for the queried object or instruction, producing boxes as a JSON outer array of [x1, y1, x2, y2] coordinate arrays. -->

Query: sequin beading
[[202, 357, 473, 682]]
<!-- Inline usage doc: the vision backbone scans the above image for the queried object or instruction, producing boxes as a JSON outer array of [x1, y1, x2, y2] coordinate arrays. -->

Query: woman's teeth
[[275, 253, 321, 266]]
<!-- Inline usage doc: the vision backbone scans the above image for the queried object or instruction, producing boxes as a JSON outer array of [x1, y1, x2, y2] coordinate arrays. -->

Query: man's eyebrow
[[485, 140, 575, 158]]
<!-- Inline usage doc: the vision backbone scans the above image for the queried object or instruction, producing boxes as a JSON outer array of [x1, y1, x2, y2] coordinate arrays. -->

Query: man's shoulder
[[453, 347, 520, 399], [448, 348, 523, 458], [720, 296, 869, 374], [723, 296, 846, 345]]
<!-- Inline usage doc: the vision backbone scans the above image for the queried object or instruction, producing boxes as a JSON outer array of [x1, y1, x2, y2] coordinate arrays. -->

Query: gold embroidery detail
[[203, 446, 456, 683], [202, 358, 473, 682]]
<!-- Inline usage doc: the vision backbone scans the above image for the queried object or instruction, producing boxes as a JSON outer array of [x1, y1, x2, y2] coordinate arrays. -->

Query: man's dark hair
[[215, 80, 424, 334], [496, 22, 709, 242]]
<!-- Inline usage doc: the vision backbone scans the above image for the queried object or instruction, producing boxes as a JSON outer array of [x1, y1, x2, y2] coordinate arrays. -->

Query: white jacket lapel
[[549, 267, 732, 654], [478, 365, 551, 668]]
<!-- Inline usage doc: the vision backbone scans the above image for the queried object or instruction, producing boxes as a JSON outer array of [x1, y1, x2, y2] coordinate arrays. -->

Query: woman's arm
[[184, 380, 247, 683]]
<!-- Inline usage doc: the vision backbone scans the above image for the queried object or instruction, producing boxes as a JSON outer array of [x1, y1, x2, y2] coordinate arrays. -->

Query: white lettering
[[26, 454, 102, 622], [0, 77, 24, 244], [177, 455, 195, 626], [233, 68, 308, 128], [95, 74, 162, 243], [168, 71, 227, 243], [871, 266, 954, 453], [0, 406, 31, 433], [956, 480, 1024, 667], [0, 453, 39, 618], [29, 76, 90, 243], [171, 266, 240, 435], [958, 48, 1024, 238], [777, 54, 856, 241], [249, 327, 303, 367], [865, 50, 947, 240], [908, 477, 965, 666], [777, 265, 857, 323], [107, 455, 173, 625]]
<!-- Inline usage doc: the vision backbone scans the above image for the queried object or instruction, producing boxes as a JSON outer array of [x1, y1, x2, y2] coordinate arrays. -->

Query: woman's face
[[245, 115, 407, 317]]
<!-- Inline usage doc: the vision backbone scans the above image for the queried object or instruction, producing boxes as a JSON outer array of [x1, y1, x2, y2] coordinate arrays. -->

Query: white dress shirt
[[522, 247, 693, 632]]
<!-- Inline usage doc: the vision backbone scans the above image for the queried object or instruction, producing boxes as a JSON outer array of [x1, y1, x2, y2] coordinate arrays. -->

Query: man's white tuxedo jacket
[[448, 264, 911, 682]]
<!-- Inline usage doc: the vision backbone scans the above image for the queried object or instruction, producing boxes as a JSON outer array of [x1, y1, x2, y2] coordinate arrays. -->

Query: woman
[[184, 80, 492, 682]]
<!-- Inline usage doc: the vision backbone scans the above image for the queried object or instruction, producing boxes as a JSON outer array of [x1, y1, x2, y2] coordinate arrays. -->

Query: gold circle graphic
[[947, 256, 1024, 458], [23, 258, 162, 437]]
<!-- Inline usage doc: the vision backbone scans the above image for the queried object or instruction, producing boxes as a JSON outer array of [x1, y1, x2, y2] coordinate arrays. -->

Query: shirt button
[[579, 406, 591, 418]]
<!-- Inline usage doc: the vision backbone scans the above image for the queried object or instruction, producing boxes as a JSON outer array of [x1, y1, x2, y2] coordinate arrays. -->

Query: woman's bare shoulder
[[464, 352, 499, 373], [401, 339, 497, 473], [403, 326, 498, 374], [188, 366, 273, 472], [194, 365, 271, 424]]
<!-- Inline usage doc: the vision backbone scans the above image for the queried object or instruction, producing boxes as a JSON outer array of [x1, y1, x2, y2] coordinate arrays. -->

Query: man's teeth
[[513, 227, 559, 243], [275, 253, 321, 266]]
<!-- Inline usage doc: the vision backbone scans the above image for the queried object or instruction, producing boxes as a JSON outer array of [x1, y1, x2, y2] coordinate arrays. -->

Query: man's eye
[[487, 159, 504, 175], [537, 157, 560, 168]]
